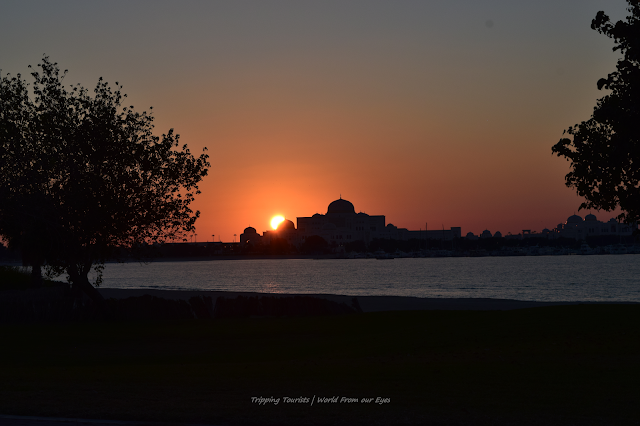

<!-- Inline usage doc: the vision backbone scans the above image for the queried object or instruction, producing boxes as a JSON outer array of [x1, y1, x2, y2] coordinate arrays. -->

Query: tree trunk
[[68, 263, 111, 319], [30, 262, 43, 288], [22, 250, 43, 288]]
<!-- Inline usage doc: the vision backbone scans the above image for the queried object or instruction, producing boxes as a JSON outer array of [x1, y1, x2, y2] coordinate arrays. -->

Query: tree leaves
[[552, 1, 640, 225], [0, 56, 210, 288]]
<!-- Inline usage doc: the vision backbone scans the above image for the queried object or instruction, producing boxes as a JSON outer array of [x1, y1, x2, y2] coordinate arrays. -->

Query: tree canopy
[[552, 1, 640, 225], [0, 57, 210, 305]]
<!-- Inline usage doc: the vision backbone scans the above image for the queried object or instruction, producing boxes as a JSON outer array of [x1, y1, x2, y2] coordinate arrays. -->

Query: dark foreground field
[[0, 305, 638, 426]]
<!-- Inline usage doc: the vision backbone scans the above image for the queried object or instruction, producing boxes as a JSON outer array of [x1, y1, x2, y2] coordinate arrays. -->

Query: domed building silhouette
[[566, 214, 584, 225], [239, 226, 261, 247], [296, 197, 460, 245], [263, 218, 299, 247], [295, 197, 385, 244], [554, 213, 634, 240], [277, 219, 296, 230], [327, 198, 356, 214], [240, 197, 462, 249], [252, 217, 300, 247]]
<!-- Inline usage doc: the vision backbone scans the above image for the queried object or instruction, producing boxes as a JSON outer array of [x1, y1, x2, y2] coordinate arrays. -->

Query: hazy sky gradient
[[0, 0, 630, 241]]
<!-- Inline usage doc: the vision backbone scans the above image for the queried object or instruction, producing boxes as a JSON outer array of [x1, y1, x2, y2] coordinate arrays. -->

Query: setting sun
[[270, 215, 285, 230]]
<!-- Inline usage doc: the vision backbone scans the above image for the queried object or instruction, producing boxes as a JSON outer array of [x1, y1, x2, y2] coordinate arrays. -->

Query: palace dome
[[243, 226, 256, 234], [585, 213, 597, 221], [277, 219, 295, 230], [327, 198, 355, 215], [567, 214, 583, 224]]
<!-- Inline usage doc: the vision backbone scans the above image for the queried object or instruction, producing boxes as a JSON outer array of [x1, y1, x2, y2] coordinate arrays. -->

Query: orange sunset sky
[[1, 0, 630, 242]]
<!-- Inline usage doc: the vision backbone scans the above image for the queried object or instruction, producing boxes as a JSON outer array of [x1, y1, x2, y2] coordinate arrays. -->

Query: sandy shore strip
[[97, 288, 637, 312]]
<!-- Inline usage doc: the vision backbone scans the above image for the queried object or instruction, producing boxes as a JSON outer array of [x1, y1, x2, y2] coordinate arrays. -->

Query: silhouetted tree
[[552, 1, 640, 225], [0, 57, 210, 310]]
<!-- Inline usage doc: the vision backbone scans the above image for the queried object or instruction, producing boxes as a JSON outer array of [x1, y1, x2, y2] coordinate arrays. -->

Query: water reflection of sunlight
[[84, 256, 640, 302], [260, 280, 284, 293]]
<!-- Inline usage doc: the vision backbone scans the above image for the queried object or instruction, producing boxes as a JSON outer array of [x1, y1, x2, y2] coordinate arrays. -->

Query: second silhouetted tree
[[552, 1, 640, 225]]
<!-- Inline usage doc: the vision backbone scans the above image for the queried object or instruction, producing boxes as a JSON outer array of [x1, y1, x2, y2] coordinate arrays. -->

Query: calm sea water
[[84, 255, 640, 302]]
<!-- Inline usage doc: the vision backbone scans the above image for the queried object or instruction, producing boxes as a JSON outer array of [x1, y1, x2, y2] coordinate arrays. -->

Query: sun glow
[[271, 215, 285, 229]]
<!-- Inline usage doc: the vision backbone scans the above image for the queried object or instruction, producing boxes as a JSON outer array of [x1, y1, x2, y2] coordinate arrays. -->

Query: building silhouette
[[239, 198, 640, 250], [553, 213, 634, 240], [240, 198, 461, 248], [463, 213, 635, 241]]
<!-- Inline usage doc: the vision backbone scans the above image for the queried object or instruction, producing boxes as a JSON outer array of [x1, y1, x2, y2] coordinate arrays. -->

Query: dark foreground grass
[[0, 266, 62, 290], [0, 305, 638, 426]]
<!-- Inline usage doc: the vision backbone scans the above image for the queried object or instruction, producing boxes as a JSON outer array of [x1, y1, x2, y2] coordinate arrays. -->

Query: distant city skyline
[[239, 198, 632, 246], [0, 0, 630, 240]]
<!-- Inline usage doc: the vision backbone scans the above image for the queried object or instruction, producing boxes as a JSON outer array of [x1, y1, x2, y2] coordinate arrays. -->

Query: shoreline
[[97, 288, 639, 312]]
